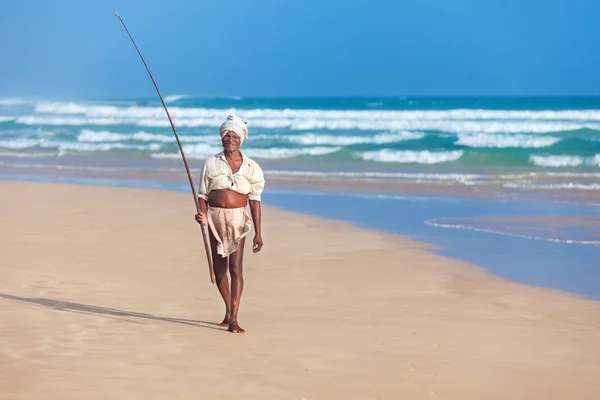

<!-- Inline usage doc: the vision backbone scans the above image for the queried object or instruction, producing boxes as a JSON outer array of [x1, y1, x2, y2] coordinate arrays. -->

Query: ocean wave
[[152, 146, 342, 160], [163, 95, 191, 103], [32, 102, 600, 121], [18, 113, 600, 134], [17, 116, 122, 126], [0, 117, 15, 123], [503, 182, 600, 190], [281, 131, 425, 146], [357, 149, 464, 164], [266, 169, 480, 183], [151, 143, 227, 160], [456, 133, 561, 148], [0, 139, 41, 149], [545, 171, 600, 178], [0, 137, 162, 153], [76, 129, 208, 144], [286, 119, 594, 134], [26, 102, 600, 133], [244, 147, 342, 159], [77, 129, 425, 146], [0, 151, 57, 158], [55, 142, 162, 153], [529, 155, 600, 168], [425, 218, 600, 245]]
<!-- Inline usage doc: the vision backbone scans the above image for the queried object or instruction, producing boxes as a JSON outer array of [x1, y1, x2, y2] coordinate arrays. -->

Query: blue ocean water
[[1, 96, 600, 191], [262, 188, 600, 301], [1, 95, 599, 299], [2, 170, 599, 300]]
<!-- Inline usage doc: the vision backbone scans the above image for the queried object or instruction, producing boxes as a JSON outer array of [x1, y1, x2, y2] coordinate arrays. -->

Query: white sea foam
[[17, 116, 122, 126], [266, 169, 480, 184], [266, 170, 478, 180], [32, 102, 600, 121], [15, 113, 600, 133], [0, 151, 57, 158], [78, 129, 170, 143], [0, 139, 41, 149], [425, 218, 600, 245], [283, 131, 425, 146], [25, 102, 600, 133], [0, 117, 15, 123], [163, 95, 191, 103], [78, 129, 129, 142], [152, 146, 342, 160], [151, 143, 225, 160], [0, 138, 163, 153], [76, 129, 217, 144], [530, 155, 586, 167], [503, 182, 600, 190], [49, 142, 162, 153], [358, 149, 464, 164], [456, 133, 560, 148], [545, 171, 600, 178], [244, 147, 342, 159]]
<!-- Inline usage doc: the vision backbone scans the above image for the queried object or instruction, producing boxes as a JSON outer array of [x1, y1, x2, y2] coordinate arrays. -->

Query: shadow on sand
[[0, 293, 224, 331]]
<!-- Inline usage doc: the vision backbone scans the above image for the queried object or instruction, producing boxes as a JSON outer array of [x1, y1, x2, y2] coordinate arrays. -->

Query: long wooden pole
[[115, 12, 215, 283]]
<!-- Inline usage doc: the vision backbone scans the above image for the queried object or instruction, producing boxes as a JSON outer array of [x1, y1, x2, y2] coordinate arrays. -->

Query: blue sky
[[1, 0, 599, 98]]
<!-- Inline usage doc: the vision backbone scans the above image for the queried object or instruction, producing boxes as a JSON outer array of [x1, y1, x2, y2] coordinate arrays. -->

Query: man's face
[[221, 131, 241, 152]]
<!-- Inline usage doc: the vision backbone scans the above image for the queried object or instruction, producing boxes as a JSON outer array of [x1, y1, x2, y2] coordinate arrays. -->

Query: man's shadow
[[0, 293, 223, 331]]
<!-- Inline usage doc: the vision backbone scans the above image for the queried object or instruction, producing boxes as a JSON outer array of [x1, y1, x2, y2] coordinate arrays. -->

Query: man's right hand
[[195, 212, 206, 226]]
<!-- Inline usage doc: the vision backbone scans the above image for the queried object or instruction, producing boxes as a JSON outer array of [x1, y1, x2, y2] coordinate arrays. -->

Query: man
[[195, 114, 265, 333]]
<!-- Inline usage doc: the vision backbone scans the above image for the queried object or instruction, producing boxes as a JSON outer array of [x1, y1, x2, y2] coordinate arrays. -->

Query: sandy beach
[[1, 180, 599, 400]]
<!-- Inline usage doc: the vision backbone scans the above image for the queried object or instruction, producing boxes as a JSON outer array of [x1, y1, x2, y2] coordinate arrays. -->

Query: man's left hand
[[252, 235, 263, 253]]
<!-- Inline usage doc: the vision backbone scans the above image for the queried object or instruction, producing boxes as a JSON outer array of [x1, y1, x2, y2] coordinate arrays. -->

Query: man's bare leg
[[209, 230, 231, 327], [228, 237, 246, 333]]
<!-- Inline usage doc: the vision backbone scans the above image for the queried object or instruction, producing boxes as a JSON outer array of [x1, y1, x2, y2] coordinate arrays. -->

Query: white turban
[[219, 114, 248, 144]]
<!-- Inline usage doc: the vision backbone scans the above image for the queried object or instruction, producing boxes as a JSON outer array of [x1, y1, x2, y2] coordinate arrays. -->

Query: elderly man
[[195, 114, 265, 333]]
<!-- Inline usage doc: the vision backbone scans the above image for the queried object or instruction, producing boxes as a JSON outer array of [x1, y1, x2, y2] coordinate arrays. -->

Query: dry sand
[[1, 180, 599, 400]]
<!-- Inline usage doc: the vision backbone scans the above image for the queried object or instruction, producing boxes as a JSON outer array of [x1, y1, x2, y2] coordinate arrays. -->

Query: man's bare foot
[[219, 316, 230, 328], [228, 322, 245, 334]]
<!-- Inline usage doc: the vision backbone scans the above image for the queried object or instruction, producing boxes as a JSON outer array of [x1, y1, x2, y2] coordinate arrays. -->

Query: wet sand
[[2, 162, 600, 205], [1, 180, 599, 399]]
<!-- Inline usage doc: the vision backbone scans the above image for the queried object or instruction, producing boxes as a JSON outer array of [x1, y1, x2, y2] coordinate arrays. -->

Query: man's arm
[[249, 199, 263, 253], [194, 197, 208, 225], [198, 197, 208, 215]]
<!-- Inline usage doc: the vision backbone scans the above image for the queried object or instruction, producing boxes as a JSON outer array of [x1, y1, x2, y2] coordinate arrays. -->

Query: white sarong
[[207, 206, 252, 257]]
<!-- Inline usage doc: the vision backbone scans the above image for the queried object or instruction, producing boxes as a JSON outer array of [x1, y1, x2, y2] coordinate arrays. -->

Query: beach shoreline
[[2, 160, 600, 205], [2, 167, 600, 300], [1, 180, 599, 399]]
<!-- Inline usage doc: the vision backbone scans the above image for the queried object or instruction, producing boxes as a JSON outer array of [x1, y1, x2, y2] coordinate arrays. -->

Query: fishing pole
[[114, 11, 215, 284]]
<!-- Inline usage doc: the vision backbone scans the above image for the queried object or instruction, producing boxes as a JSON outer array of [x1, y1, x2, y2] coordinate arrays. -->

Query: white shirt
[[197, 151, 265, 201]]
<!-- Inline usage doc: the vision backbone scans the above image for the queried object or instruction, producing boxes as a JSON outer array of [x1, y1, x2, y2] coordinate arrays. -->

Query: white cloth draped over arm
[[197, 162, 210, 201], [247, 162, 265, 201]]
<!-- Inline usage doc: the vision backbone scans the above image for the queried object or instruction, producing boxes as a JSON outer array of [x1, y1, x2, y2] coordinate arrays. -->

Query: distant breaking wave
[[31, 102, 600, 121], [163, 95, 191, 103], [530, 154, 600, 168], [1, 98, 600, 177], [13, 114, 600, 134], [13, 101, 600, 134], [358, 150, 464, 164], [150, 146, 342, 160], [456, 133, 561, 148], [425, 217, 600, 245]]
